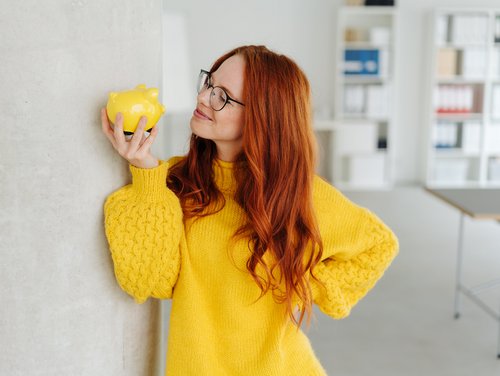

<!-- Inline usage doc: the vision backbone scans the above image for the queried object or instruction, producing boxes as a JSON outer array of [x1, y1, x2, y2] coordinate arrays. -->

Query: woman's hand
[[101, 108, 160, 169]]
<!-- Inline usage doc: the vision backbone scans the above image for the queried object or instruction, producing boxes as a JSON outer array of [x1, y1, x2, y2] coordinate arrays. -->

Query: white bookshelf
[[424, 8, 500, 187], [329, 5, 399, 190]]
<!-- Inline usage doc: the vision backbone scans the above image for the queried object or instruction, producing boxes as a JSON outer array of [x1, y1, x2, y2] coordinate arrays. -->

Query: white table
[[425, 187, 500, 358]]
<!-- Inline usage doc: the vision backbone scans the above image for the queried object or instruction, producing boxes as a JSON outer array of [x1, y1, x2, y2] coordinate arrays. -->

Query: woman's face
[[190, 54, 246, 154]]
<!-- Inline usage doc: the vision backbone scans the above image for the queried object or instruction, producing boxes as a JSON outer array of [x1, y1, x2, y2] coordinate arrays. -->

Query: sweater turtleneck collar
[[212, 158, 241, 194]]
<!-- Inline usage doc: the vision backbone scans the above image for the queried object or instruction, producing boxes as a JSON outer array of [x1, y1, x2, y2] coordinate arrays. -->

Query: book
[[495, 16, 500, 43], [485, 126, 500, 153], [436, 15, 449, 44], [489, 157, 500, 181], [450, 15, 488, 44], [434, 122, 458, 149], [344, 49, 380, 76], [437, 48, 458, 77], [460, 48, 486, 79], [435, 85, 475, 113], [365, 85, 390, 117], [364, 0, 395, 6], [343, 85, 365, 114], [369, 27, 391, 45], [492, 85, 500, 119], [462, 121, 481, 154]]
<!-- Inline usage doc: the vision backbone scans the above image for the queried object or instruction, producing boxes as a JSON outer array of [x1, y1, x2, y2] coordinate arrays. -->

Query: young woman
[[101, 45, 398, 375]]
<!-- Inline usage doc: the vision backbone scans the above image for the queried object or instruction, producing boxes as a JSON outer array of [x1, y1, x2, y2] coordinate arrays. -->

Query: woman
[[101, 45, 398, 375]]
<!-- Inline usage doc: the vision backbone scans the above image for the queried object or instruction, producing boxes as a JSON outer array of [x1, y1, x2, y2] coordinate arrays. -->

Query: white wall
[[164, 0, 500, 184], [1, 1, 164, 375]]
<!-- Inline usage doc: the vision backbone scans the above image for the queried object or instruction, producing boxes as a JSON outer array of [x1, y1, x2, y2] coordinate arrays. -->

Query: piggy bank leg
[[123, 130, 152, 141], [123, 130, 134, 141]]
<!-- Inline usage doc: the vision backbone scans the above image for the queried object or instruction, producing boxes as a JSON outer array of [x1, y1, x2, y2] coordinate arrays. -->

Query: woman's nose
[[197, 86, 211, 108]]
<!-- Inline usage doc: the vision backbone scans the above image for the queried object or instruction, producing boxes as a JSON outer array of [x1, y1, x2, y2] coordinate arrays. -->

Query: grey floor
[[307, 185, 500, 376]]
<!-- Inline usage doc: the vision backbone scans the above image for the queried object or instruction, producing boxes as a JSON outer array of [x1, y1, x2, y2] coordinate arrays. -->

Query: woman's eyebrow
[[211, 74, 237, 98]]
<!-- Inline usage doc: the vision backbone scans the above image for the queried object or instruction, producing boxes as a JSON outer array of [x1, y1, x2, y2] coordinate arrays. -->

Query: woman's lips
[[194, 108, 212, 121]]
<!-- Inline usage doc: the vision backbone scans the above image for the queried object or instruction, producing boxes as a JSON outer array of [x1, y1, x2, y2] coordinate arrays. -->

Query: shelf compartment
[[488, 156, 500, 182], [434, 83, 484, 114], [432, 120, 482, 154], [431, 156, 481, 184]]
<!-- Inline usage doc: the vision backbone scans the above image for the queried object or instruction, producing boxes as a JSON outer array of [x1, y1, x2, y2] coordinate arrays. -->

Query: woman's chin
[[189, 119, 210, 139]]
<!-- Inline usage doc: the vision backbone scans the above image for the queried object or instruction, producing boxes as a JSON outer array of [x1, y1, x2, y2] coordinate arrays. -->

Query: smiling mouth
[[194, 108, 212, 121]]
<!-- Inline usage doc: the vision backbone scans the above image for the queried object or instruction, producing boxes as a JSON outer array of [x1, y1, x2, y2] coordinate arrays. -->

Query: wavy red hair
[[167, 45, 324, 328]]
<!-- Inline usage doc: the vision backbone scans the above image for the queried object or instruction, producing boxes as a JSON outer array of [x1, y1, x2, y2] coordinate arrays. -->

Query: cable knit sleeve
[[103, 158, 184, 303], [310, 176, 399, 319]]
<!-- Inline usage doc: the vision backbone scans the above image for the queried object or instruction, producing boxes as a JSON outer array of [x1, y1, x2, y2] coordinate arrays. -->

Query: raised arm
[[104, 159, 184, 303]]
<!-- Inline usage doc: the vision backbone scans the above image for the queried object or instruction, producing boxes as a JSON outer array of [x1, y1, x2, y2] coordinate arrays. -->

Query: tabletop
[[424, 187, 500, 220]]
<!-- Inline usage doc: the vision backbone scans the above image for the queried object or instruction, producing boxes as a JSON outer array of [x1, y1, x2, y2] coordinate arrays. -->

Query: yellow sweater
[[104, 157, 399, 376]]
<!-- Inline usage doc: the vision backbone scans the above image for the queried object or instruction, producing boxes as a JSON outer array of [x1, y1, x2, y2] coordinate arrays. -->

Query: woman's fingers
[[113, 112, 126, 146], [138, 124, 159, 154], [101, 108, 159, 164], [101, 108, 117, 148], [129, 116, 147, 151]]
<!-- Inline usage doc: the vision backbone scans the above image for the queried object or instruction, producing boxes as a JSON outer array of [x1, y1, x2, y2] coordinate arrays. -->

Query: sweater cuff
[[129, 160, 170, 201]]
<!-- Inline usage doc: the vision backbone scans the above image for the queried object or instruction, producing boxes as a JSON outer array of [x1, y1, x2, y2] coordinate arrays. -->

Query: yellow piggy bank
[[106, 84, 166, 134]]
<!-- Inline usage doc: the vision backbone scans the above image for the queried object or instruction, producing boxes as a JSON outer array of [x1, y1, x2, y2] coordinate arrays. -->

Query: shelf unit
[[329, 5, 399, 190], [424, 8, 500, 187]]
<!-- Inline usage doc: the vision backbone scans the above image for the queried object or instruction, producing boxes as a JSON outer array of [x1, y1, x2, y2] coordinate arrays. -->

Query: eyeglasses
[[196, 69, 245, 111]]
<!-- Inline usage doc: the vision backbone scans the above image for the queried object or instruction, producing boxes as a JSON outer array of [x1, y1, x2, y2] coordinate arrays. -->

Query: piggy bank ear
[[146, 88, 159, 99], [135, 84, 147, 90]]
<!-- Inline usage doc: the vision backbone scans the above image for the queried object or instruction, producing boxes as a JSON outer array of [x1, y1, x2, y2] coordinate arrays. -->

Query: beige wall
[[0, 1, 164, 374]]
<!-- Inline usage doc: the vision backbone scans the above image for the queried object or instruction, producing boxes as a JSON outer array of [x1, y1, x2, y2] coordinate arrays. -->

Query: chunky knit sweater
[[104, 156, 399, 376]]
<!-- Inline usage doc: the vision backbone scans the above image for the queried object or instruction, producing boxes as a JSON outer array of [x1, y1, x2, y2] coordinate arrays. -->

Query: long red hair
[[167, 45, 324, 328]]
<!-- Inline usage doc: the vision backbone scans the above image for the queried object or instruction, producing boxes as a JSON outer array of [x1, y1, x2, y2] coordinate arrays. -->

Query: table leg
[[498, 300, 500, 358], [454, 212, 465, 319]]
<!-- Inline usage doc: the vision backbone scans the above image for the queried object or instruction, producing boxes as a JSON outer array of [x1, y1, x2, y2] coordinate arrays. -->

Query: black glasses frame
[[197, 69, 245, 111]]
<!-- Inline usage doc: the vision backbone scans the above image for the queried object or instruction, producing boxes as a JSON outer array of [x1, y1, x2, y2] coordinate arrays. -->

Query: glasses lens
[[197, 71, 209, 94], [210, 87, 227, 111]]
